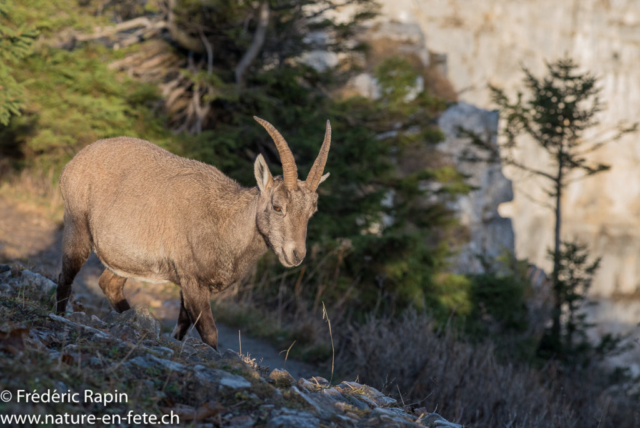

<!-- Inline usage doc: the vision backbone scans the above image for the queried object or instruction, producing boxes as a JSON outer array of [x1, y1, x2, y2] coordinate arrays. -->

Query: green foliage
[[0, 2, 38, 125], [538, 241, 628, 367], [2, 44, 175, 172]]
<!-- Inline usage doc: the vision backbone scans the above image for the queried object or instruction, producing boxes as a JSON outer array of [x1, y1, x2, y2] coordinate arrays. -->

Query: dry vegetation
[[211, 283, 639, 427]]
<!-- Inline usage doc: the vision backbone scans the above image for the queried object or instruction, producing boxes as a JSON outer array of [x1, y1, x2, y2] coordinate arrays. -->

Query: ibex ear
[[318, 172, 330, 185], [254, 154, 274, 193]]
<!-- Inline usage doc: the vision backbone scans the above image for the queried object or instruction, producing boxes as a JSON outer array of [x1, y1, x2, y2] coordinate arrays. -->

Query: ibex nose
[[284, 242, 306, 265]]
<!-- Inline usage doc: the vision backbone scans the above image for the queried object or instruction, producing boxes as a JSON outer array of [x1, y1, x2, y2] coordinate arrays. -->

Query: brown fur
[[57, 123, 330, 351]]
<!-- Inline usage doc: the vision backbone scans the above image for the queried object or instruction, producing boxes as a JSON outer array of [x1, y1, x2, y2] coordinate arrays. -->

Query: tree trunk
[[550, 151, 564, 350]]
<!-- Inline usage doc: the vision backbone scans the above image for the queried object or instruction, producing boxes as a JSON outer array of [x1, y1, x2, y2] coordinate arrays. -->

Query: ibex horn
[[254, 117, 298, 190], [306, 120, 331, 190]]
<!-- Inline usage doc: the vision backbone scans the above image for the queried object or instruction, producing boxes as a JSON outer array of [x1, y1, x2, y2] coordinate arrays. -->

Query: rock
[[48, 313, 104, 336], [268, 369, 296, 387], [88, 356, 105, 367], [66, 312, 89, 324], [218, 370, 252, 390], [320, 387, 344, 402], [148, 345, 174, 359], [104, 308, 161, 340], [267, 408, 320, 428], [374, 395, 398, 407], [367, 407, 417, 426], [343, 394, 370, 411], [0, 283, 15, 296], [356, 394, 378, 408], [18, 270, 57, 296], [227, 415, 254, 428], [127, 356, 154, 370], [297, 377, 317, 391], [191, 343, 221, 361], [109, 323, 141, 342], [308, 376, 329, 386], [290, 386, 333, 418], [221, 348, 242, 363], [148, 354, 185, 372], [437, 102, 514, 275], [128, 355, 185, 372], [422, 413, 462, 428], [90, 315, 107, 328]]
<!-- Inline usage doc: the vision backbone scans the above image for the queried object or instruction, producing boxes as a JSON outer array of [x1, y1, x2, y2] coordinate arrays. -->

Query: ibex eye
[[273, 206, 282, 212]]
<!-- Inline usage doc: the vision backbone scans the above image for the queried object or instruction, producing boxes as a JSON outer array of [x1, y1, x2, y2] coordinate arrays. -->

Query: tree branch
[[235, 2, 270, 87], [167, 0, 205, 53]]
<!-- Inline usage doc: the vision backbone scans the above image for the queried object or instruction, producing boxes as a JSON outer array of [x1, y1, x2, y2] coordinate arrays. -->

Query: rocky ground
[[0, 266, 460, 427]]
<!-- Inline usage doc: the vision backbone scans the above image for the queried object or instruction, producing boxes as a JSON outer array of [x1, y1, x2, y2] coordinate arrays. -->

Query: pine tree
[[0, 3, 37, 125], [461, 57, 637, 361]]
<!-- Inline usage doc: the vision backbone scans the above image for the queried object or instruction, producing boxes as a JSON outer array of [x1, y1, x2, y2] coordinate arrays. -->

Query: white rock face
[[438, 102, 514, 273], [369, 0, 640, 298]]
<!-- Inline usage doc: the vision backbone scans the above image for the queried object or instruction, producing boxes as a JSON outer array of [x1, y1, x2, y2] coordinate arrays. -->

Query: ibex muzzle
[[56, 117, 331, 351]]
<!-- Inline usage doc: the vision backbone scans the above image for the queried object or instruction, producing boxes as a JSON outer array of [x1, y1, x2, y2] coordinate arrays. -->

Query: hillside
[[0, 266, 459, 427]]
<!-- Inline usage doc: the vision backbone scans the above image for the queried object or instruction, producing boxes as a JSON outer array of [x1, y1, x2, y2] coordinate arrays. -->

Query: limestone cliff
[[366, 0, 640, 299]]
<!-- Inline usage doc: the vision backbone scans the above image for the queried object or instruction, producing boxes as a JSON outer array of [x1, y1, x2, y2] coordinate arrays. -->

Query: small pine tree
[[460, 57, 637, 363]]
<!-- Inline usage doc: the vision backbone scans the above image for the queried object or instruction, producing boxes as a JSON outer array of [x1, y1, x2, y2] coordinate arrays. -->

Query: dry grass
[[336, 312, 638, 428], [213, 294, 638, 427], [0, 168, 64, 221]]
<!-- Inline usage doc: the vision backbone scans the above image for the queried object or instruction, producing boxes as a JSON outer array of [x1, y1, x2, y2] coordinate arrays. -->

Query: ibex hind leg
[[180, 282, 219, 351], [172, 291, 192, 341], [98, 269, 130, 313], [57, 216, 91, 314]]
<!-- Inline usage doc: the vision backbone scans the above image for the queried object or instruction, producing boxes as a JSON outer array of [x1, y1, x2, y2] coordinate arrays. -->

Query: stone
[[90, 315, 107, 328], [297, 377, 317, 391], [191, 343, 221, 361], [104, 308, 161, 340], [148, 345, 174, 359], [227, 415, 254, 428], [221, 348, 242, 363], [218, 370, 252, 390], [128, 355, 185, 372], [88, 356, 105, 367], [66, 312, 89, 324], [109, 323, 141, 342], [147, 354, 185, 372], [267, 408, 320, 428], [18, 270, 57, 296], [343, 394, 370, 411], [367, 407, 417, 426], [290, 386, 333, 418], [321, 387, 344, 401], [308, 376, 329, 386], [48, 313, 104, 336], [356, 394, 378, 408], [422, 413, 462, 428], [268, 368, 296, 387], [127, 356, 154, 370], [0, 283, 15, 296], [437, 102, 514, 274], [374, 395, 398, 407]]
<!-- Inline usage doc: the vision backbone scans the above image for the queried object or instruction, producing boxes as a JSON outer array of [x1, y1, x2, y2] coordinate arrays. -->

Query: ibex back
[[57, 117, 331, 350]]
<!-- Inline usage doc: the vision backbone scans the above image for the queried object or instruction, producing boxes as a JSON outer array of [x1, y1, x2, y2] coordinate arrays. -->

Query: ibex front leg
[[172, 291, 192, 341], [180, 281, 219, 351]]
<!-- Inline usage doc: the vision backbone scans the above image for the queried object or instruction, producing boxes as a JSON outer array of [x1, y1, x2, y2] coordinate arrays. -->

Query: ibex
[[57, 117, 331, 350]]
